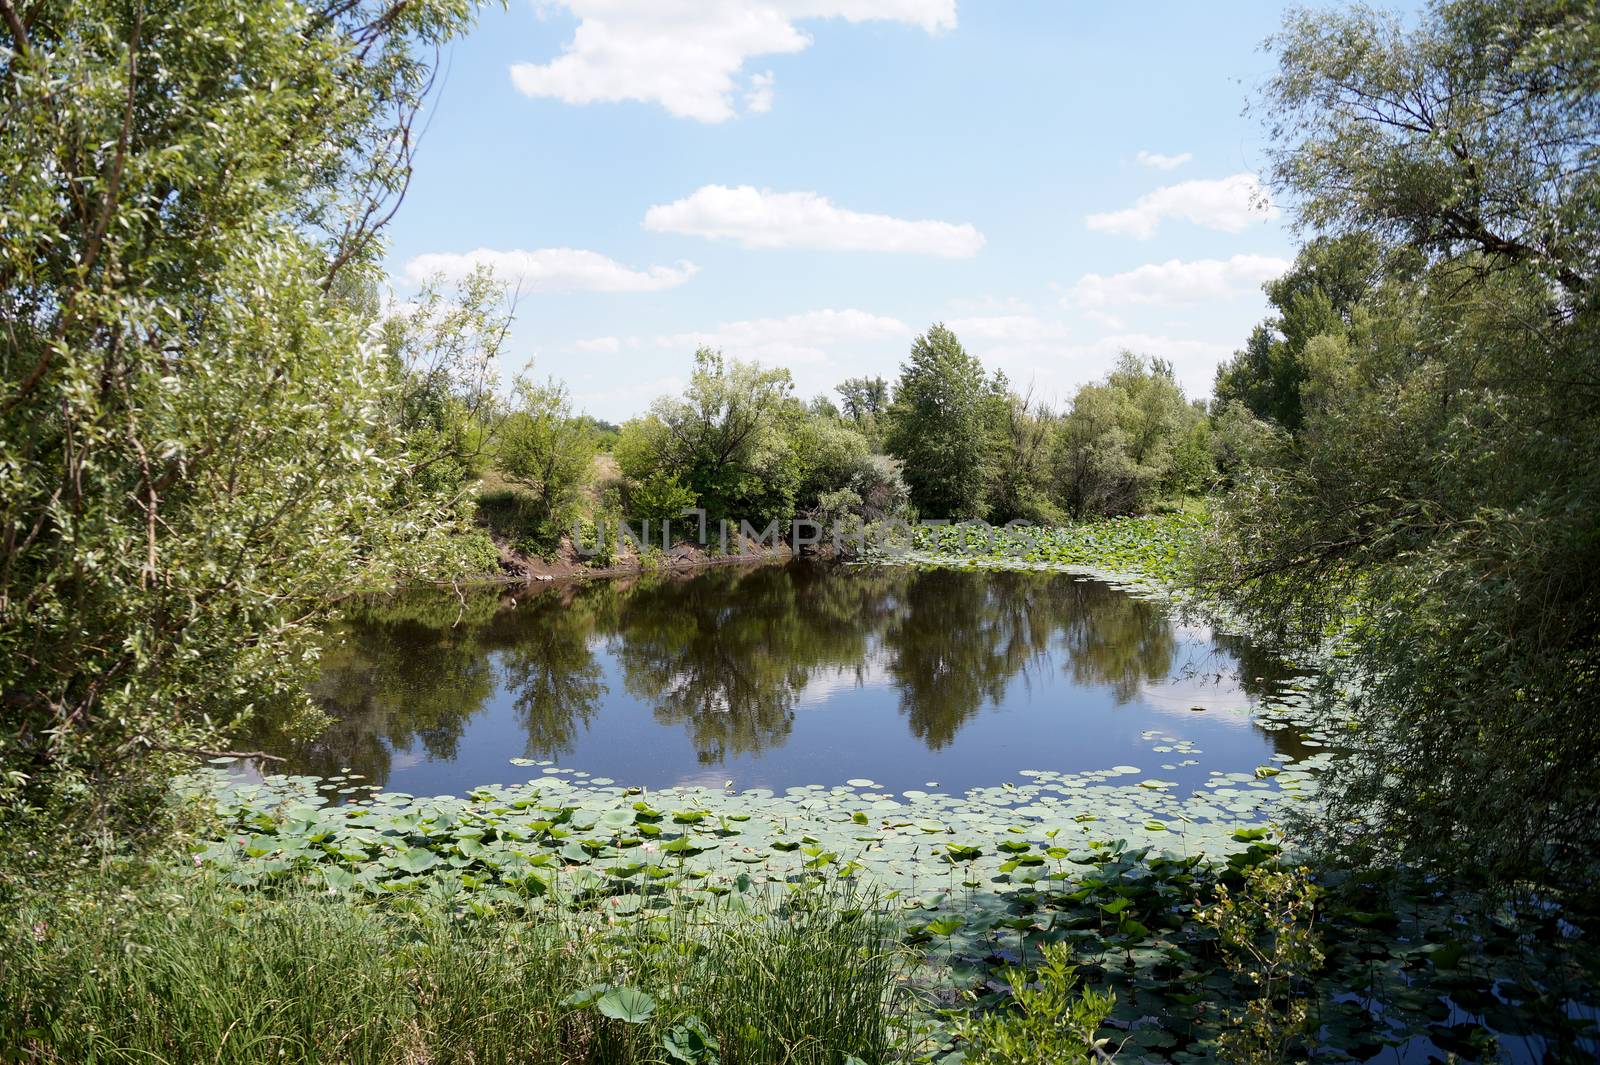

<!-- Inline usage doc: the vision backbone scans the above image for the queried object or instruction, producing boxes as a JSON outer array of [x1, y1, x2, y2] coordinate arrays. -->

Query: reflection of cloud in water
[[794, 652, 895, 708], [389, 749, 425, 769], [672, 769, 734, 790], [1139, 673, 1254, 724]]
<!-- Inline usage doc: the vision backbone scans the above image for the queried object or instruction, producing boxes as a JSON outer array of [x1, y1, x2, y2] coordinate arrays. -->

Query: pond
[[256, 560, 1309, 798]]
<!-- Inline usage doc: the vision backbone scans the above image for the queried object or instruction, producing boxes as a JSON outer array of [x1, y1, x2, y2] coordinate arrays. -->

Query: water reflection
[[256, 562, 1301, 794]]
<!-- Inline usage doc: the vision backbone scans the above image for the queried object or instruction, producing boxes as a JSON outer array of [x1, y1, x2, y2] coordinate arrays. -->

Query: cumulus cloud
[[1067, 254, 1290, 307], [946, 294, 1033, 315], [643, 185, 985, 257], [571, 307, 1248, 421], [745, 71, 776, 113], [403, 248, 698, 292], [510, 1, 957, 123], [654, 308, 914, 365], [1136, 150, 1192, 170], [572, 374, 688, 419], [1084, 173, 1277, 239], [570, 308, 915, 417], [574, 335, 623, 353], [947, 320, 1233, 406], [944, 314, 1069, 343], [1091, 332, 1233, 395]]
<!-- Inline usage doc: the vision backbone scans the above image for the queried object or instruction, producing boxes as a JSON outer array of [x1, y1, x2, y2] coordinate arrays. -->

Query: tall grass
[[1, 867, 909, 1064]]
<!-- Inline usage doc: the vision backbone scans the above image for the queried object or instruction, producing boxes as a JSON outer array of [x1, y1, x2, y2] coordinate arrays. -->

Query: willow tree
[[0, 0, 481, 854], [1207, 0, 1600, 889]]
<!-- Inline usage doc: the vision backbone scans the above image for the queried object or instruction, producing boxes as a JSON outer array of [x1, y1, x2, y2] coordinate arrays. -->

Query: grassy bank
[[12, 796, 1596, 1063], [1, 864, 907, 1065]]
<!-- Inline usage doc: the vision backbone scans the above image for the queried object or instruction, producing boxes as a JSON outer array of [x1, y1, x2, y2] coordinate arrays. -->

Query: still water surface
[[261, 562, 1305, 796]]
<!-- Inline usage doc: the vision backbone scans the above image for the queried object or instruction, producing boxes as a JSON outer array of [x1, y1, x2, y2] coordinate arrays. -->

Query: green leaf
[[382, 847, 439, 874], [597, 987, 656, 1024], [560, 984, 612, 1009]]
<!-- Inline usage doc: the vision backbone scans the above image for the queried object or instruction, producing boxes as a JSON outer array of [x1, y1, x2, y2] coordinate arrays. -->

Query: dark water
[[259, 562, 1306, 796]]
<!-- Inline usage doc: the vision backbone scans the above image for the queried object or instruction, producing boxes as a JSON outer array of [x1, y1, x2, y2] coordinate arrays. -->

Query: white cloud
[[1093, 333, 1234, 397], [1067, 254, 1290, 308], [403, 248, 698, 292], [644, 185, 985, 257], [945, 314, 1068, 343], [745, 71, 775, 113], [1136, 150, 1192, 171], [946, 294, 1033, 315], [572, 374, 688, 418], [565, 307, 1248, 421], [511, 1, 957, 123], [1084, 173, 1277, 239], [574, 335, 622, 352], [654, 308, 914, 365], [1081, 309, 1126, 331], [570, 309, 917, 417], [993, 331, 1231, 407], [913, 313, 1237, 405]]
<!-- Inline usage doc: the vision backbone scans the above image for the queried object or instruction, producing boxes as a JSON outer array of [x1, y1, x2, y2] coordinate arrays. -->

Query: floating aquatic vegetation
[[178, 516, 1598, 1060]]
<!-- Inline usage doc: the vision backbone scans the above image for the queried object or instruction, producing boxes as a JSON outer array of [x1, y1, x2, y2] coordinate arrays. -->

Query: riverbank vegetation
[[0, 0, 497, 868], [4, 0, 1600, 1061], [2, 863, 906, 1065]]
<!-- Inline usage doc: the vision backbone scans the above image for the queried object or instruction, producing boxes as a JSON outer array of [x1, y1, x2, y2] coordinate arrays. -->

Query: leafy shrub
[[1198, 863, 1325, 1065], [626, 472, 699, 526], [951, 943, 1115, 1065], [494, 379, 598, 554]]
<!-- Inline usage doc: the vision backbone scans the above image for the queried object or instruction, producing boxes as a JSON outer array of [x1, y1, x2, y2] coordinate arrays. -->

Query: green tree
[[1213, 235, 1383, 432], [792, 414, 873, 515], [986, 386, 1061, 525], [495, 379, 598, 552], [1053, 355, 1206, 518], [1206, 0, 1600, 889], [1267, 0, 1597, 302], [379, 267, 515, 504], [884, 324, 999, 518], [620, 349, 802, 526], [835, 374, 889, 447], [0, 0, 479, 852]]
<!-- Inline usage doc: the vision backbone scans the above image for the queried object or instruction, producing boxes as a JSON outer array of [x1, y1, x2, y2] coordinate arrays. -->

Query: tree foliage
[[1055, 355, 1207, 518], [1214, 235, 1383, 432], [379, 267, 513, 504], [986, 387, 1062, 526], [616, 349, 802, 527], [884, 324, 1001, 519], [494, 379, 598, 552], [0, 0, 479, 845], [1207, 0, 1600, 889], [1264, 0, 1598, 303]]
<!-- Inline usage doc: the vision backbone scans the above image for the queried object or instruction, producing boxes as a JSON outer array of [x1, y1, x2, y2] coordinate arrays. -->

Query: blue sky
[[384, 1, 1337, 423]]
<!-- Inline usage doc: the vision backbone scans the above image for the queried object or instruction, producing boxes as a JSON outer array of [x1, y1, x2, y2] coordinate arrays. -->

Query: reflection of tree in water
[[262, 562, 1306, 782], [884, 570, 1091, 748], [612, 565, 882, 763], [256, 590, 504, 786], [477, 585, 609, 760], [1208, 631, 1319, 762], [1055, 580, 1176, 703], [1208, 632, 1296, 703]]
